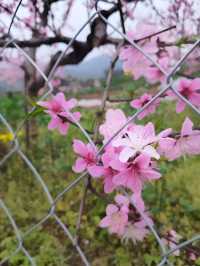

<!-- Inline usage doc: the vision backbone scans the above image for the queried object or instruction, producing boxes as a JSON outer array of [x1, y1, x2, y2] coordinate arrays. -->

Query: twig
[[57, 114, 93, 135], [163, 235, 200, 257], [108, 24, 177, 45], [87, 178, 109, 202], [134, 25, 176, 43], [118, 0, 126, 34], [7, 0, 23, 36], [75, 177, 89, 243]]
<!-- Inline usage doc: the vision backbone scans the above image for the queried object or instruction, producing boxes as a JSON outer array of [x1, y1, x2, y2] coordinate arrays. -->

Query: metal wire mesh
[[0, 1, 200, 265]]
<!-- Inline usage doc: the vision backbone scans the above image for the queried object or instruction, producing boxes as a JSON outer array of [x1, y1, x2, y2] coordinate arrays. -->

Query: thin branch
[[163, 235, 200, 257], [57, 114, 93, 134], [7, 0, 23, 36], [107, 25, 177, 45], [75, 178, 89, 243], [0, 3, 35, 32], [0, 36, 81, 48], [134, 25, 176, 42], [118, 0, 126, 34], [87, 178, 109, 202]]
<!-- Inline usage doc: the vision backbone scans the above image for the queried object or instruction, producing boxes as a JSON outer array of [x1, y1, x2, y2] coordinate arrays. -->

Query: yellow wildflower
[[0, 132, 14, 143]]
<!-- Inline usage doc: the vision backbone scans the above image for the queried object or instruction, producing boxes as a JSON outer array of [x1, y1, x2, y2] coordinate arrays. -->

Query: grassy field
[[0, 79, 200, 265]]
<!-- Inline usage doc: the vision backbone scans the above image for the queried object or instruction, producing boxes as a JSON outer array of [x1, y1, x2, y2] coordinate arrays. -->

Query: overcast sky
[[57, 1, 157, 40], [3, 0, 200, 65], [47, 1, 154, 60]]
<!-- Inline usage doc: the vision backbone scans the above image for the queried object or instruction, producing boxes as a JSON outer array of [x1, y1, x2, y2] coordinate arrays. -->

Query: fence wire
[[0, 0, 200, 265]]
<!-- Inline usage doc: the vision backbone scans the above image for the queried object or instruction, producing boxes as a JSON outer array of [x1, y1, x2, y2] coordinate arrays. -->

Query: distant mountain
[[63, 54, 122, 81], [0, 79, 24, 93], [0, 54, 123, 93]]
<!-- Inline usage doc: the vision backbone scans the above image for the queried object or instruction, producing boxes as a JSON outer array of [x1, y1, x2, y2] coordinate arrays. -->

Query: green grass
[[0, 86, 200, 266]]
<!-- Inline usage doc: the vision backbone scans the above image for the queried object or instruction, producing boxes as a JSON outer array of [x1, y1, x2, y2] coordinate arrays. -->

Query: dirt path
[[78, 98, 118, 108]]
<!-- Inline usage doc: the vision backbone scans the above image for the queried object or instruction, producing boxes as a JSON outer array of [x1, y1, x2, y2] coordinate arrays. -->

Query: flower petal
[[106, 204, 118, 215], [63, 98, 77, 110], [58, 122, 69, 135], [119, 147, 136, 163], [48, 116, 59, 130], [73, 139, 88, 157], [72, 158, 87, 173], [131, 193, 145, 212], [143, 145, 160, 160], [88, 165, 104, 178], [99, 217, 111, 228], [176, 100, 186, 113], [115, 194, 129, 206], [181, 117, 193, 136]]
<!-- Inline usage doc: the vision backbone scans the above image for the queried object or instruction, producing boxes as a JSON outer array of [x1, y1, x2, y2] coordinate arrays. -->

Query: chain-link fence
[[0, 1, 200, 265]]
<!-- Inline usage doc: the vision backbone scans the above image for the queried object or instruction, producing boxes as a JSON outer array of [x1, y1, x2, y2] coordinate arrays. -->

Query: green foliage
[[0, 231, 67, 266], [143, 254, 160, 266]]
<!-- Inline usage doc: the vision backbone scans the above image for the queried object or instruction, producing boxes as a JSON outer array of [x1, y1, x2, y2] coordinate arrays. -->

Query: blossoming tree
[[1, 0, 200, 263]]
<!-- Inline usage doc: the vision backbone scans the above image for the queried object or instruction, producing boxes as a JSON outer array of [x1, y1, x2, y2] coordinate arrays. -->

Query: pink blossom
[[101, 165, 117, 194], [113, 123, 160, 163], [120, 46, 150, 79], [131, 193, 145, 212], [156, 128, 172, 141], [38, 92, 80, 135], [85, 0, 95, 9], [158, 117, 200, 160], [126, 23, 159, 53], [0, 62, 24, 84], [188, 252, 197, 261], [145, 57, 170, 84], [119, 24, 159, 81], [122, 193, 153, 244], [101, 146, 121, 193], [112, 154, 161, 194], [51, 79, 61, 87], [72, 139, 103, 178], [122, 1, 134, 19], [169, 78, 200, 113], [158, 137, 176, 160], [131, 193, 154, 226], [122, 220, 150, 244], [162, 230, 182, 256], [130, 93, 160, 120], [99, 194, 129, 236], [115, 194, 130, 213], [99, 109, 127, 143], [119, 22, 176, 84]]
